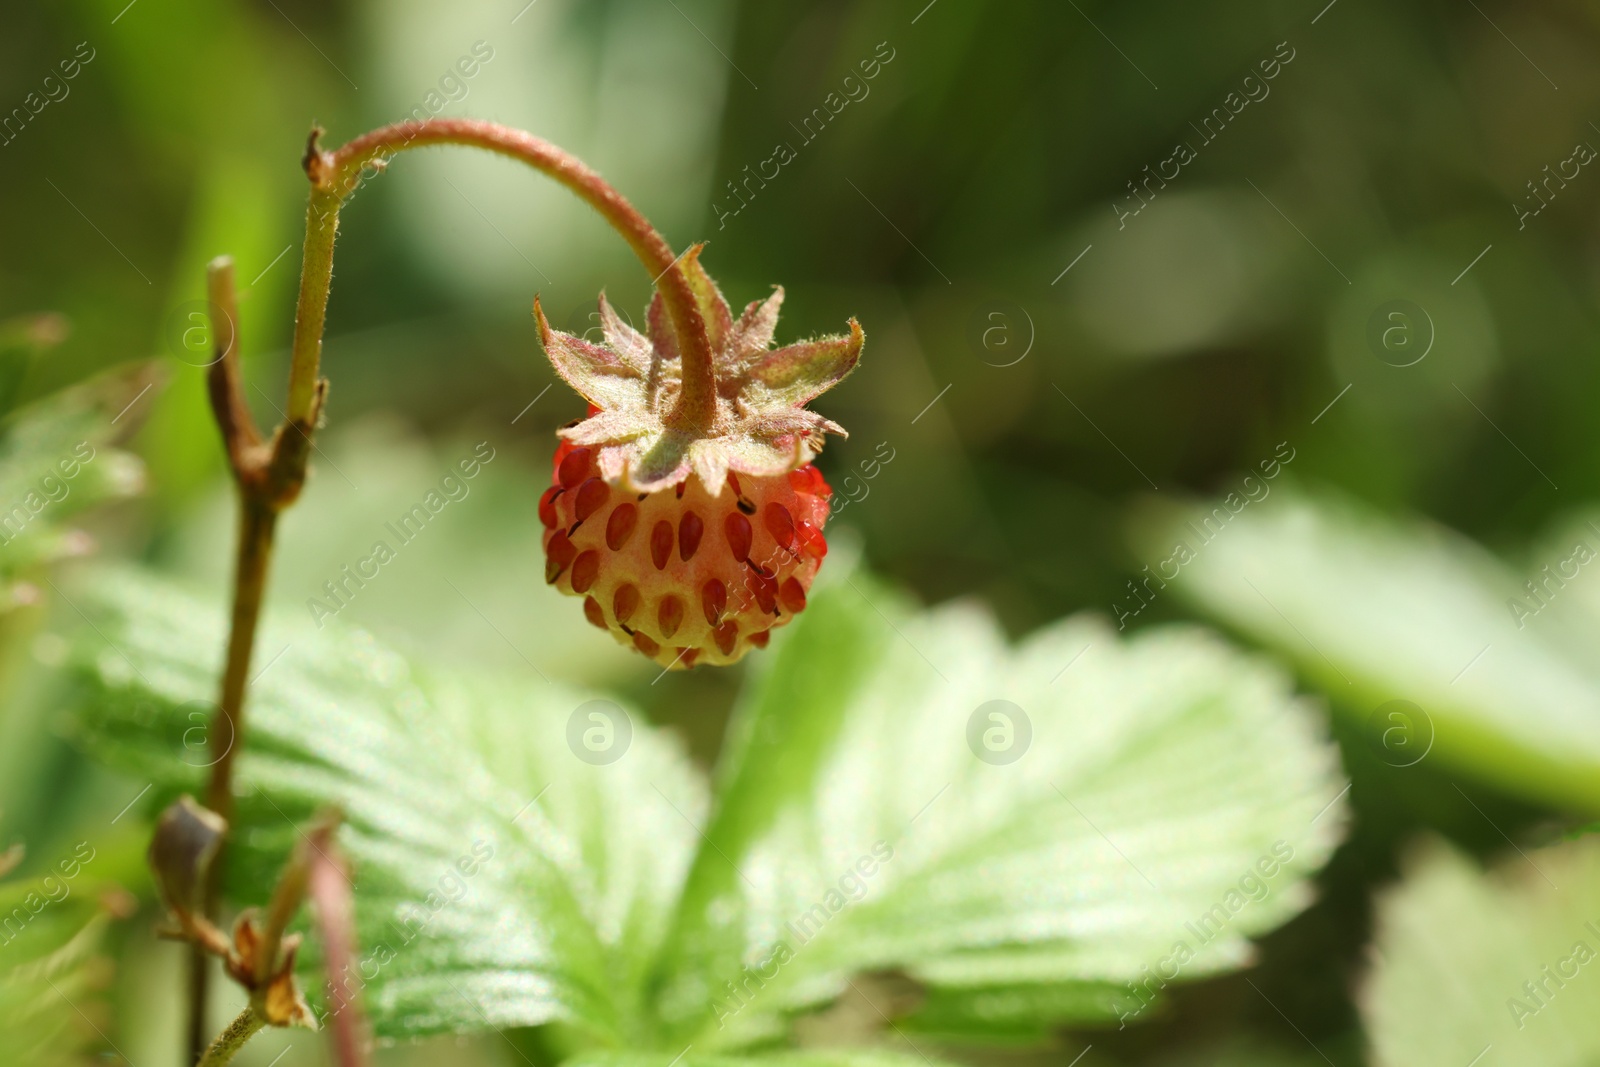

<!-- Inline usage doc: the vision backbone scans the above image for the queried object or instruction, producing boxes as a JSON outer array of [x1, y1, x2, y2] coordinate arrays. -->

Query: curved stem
[[290, 119, 716, 428], [197, 1007, 265, 1067], [190, 118, 711, 1064]]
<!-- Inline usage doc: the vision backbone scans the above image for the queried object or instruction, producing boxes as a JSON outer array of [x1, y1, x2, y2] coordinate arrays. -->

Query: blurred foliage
[[64, 559, 1345, 1050], [4, 0, 1600, 1063], [1133, 487, 1600, 813], [0, 866, 113, 1067], [1362, 836, 1600, 1067]]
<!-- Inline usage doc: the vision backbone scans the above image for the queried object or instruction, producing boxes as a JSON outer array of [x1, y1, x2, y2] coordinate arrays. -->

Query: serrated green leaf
[[1362, 837, 1600, 1067], [66, 566, 705, 1045], [650, 575, 1347, 1046], [1130, 486, 1600, 813]]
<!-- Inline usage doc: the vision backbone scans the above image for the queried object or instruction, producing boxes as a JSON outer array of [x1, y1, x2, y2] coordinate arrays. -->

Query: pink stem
[[290, 118, 716, 429]]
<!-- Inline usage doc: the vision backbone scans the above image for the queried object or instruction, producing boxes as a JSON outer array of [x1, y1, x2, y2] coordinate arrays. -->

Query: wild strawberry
[[536, 247, 861, 669]]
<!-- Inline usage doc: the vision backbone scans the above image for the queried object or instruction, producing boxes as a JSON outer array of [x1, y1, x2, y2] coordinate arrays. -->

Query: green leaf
[[569, 1051, 963, 1067], [0, 373, 145, 586], [1130, 486, 1600, 812], [0, 372, 146, 826], [651, 574, 1347, 1046], [67, 566, 705, 1044], [1361, 836, 1600, 1066], [1146, 1038, 1330, 1067], [902, 981, 1127, 1042], [0, 871, 115, 1065]]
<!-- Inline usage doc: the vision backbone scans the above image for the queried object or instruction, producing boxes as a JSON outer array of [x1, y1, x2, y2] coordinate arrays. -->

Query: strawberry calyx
[[534, 245, 862, 496]]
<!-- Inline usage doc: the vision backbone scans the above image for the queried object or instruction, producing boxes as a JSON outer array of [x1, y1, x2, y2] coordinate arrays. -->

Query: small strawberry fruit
[[537, 247, 861, 669]]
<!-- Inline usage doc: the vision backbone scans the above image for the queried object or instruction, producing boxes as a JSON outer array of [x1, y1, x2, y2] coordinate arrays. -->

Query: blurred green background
[[5, 0, 1600, 1063]]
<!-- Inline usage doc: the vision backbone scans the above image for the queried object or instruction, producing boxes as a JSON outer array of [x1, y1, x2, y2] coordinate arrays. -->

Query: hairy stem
[[285, 187, 342, 425], [196, 1006, 265, 1067], [293, 118, 716, 428]]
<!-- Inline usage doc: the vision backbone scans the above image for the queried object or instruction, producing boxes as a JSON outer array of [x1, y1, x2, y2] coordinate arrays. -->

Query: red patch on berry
[[650, 521, 673, 570], [725, 512, 752, 562], [571, 550, 600, 593], [797, 520, 827, 560], [606, 503, 638, 550], [788, 466, 821, 495], [749, 570, 778, 615], [575, 478, 610, 521], [613, 583, 640, 625], [658, 595, 684, 638], [764, 502, 796, 553], [679, 511, 704, 561], [559, 447, 591, 489], [542, 461, 833, 669], [779, 577, 806, 613], [701, 579, 726, 625], [546, 531, 576, 583]]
